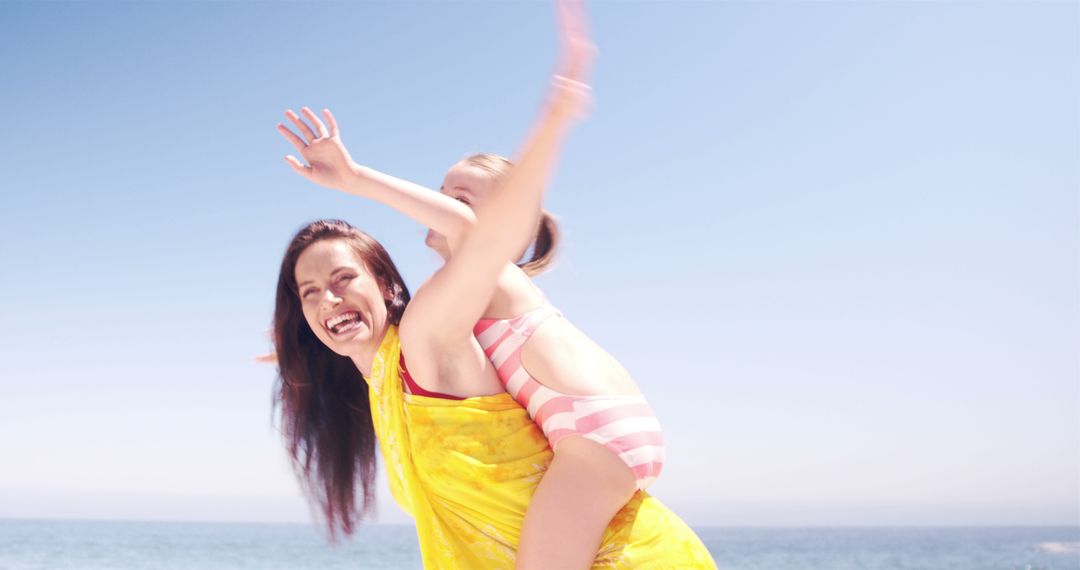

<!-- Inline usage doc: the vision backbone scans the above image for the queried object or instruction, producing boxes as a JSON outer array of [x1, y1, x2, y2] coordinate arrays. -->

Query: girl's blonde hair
[[462, 153, 560, 276]]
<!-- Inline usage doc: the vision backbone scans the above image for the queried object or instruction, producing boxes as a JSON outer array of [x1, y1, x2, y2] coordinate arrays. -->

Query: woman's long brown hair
[[272, 219, 410, 539]]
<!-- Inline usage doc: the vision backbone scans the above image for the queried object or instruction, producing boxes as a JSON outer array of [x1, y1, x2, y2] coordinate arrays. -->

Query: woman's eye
[[301, 289, 315, 299], [455, 197, 470, 205], [338, 275, 354, 284]]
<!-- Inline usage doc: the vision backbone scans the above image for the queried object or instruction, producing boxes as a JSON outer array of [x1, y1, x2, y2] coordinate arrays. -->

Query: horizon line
[[3, 516, 1077, 529]]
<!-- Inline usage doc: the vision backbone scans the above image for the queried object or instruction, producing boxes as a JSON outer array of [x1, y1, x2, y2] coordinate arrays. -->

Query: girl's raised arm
[[277, 108, 478, 249]]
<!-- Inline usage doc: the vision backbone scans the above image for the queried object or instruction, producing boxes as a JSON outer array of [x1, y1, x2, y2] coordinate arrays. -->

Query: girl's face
[[425, 162, 497, 258], [294, 239, 390, 362]]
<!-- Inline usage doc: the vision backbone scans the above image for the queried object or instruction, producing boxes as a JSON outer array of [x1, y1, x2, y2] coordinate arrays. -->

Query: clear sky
[[0, 1, 1076, 528]]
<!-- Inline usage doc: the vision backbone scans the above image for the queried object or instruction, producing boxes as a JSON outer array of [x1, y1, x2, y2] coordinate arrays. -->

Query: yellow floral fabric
[[368, 326, 717, 569]]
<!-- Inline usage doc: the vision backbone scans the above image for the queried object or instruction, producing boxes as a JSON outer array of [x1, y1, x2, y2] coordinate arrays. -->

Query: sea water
[[1, 519, 1077, 569]]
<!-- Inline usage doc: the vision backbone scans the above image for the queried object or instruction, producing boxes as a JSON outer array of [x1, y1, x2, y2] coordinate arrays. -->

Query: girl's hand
[[254, 328, 277, 364], [277, 107, 357, 190], [550, 0, 597, 121]]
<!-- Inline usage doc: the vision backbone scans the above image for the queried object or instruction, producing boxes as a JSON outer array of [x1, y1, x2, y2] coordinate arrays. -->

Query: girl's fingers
[[285, 109, 317, 142], [323, 108, 340, 137], [277, 123, 307, 153], [254, 351, 278, 364], [301, 106, 329, 138], [285, 155, 312, 178]]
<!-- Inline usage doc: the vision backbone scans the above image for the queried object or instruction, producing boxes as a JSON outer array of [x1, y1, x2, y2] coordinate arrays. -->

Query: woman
[[278, 95, 668, 570], [271, 1, 716, 567]]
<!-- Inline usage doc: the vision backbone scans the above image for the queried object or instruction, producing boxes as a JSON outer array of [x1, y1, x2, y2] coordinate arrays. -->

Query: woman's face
[[425, 162, 497, 258], [294, 239, 390, 360]]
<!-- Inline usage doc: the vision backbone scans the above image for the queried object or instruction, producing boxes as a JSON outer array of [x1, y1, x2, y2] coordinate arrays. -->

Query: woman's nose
[[321, 288, 343, 308]]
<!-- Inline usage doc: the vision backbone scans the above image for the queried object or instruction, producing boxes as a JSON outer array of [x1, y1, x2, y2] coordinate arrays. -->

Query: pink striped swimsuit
[[474, 302, 665, 490]]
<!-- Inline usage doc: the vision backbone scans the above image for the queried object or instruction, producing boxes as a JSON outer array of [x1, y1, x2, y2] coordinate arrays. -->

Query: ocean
[[1, 520, 1077, 569]]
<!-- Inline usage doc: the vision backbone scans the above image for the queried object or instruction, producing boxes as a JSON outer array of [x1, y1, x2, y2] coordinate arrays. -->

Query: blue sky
[[0, 1, 1076, 527]]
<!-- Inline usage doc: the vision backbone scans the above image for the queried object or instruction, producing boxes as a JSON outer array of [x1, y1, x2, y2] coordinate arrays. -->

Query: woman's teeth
[[326, 311, 362, 334]]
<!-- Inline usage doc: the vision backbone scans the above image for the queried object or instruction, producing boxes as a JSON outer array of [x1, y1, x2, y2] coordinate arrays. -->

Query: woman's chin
[[326, 323, 373, 355]]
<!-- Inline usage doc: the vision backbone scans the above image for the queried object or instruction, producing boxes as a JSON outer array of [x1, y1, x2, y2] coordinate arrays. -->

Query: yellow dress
[[368, 326, 717, 569]]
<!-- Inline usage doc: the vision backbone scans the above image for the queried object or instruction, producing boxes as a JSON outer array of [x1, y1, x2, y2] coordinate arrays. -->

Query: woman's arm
[[400, 2, 612, 565], [397, 0, 593, 355], [397, 101, 578, 355], [444, 1, 593, 276]]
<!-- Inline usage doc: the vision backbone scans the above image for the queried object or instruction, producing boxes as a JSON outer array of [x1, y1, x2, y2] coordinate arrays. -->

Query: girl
[[274, 2, 678, 565], [270, 2, 712, 565]]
